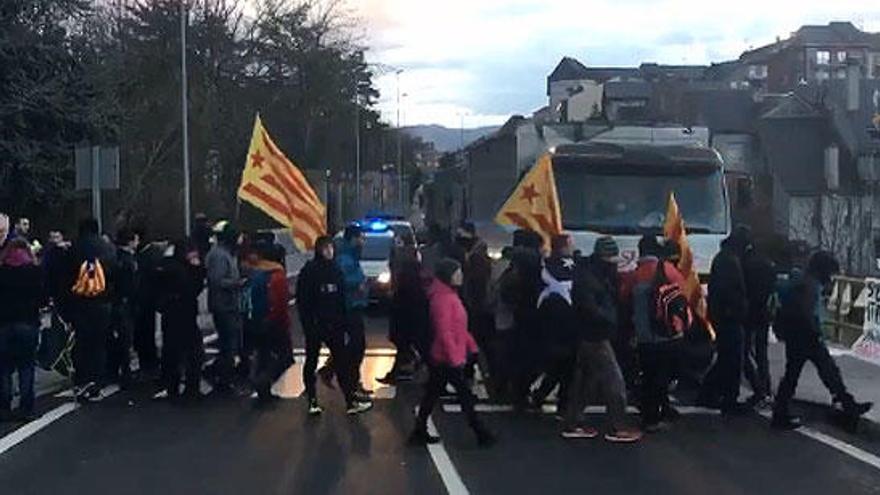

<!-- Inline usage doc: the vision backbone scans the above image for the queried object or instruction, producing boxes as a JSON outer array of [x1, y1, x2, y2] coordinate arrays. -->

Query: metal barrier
[[824, 275, 868, 346]]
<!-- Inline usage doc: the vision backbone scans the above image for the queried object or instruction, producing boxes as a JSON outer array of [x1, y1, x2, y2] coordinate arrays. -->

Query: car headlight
[[488, 248, 502, 261], [377, 271, 391, 285]]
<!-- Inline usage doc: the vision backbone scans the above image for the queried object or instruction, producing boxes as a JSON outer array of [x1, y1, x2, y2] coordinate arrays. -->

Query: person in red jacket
[[410, 258, 496, 447]]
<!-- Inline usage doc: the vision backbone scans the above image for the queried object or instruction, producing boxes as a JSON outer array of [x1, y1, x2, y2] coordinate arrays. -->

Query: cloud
[[350, 0, 880, 127]]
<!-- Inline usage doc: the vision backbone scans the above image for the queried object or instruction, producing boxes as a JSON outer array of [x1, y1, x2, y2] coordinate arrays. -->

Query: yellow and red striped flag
[[494, 153, 562, 247], [237, 115, 326, 251], [663, 192, 716, 341]]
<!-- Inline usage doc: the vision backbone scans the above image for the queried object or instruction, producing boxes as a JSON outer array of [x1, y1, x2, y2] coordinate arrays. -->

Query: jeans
[[212, 311, 242, 386], [639, 340, 681, 425], [565, 340, 628, 431], [743, 322, 771, 398], [774, 336, 852, 416], [416, 365, 484, 434], [72, 302, 113, 387], [303, 321, 354, 404], [0, 322, 39, 413]]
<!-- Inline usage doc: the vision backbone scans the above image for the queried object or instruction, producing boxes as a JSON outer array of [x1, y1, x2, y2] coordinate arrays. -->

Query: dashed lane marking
[[426, 415, 470, 495]]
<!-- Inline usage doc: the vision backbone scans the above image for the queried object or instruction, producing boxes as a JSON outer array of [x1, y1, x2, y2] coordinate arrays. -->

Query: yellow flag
[[494, 153, 562, 246], [238, 115, 326, 251], [664, 192, 715, 341]]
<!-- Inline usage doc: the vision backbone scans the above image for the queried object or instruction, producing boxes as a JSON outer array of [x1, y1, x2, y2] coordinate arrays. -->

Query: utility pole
[[355, 89, 361, 216], [180, 0, 192, 237], [396, 69, 404, 210]]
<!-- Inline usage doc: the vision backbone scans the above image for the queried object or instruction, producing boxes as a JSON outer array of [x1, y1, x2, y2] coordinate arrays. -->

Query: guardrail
[[824, 275, 868, 346]]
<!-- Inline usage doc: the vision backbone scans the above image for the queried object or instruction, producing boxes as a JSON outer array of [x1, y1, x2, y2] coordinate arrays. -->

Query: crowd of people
[[0, 211, 873, 448]]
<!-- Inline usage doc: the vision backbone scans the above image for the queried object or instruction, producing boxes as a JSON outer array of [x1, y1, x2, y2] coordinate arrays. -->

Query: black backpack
[[649, 261, 692, 338]]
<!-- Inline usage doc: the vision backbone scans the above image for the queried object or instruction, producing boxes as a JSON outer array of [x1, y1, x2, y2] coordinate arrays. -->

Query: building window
[[837, 51, 848, 63], [748, 65, 768, 80], [815, 70, 830, 81], [816, 50, 831, 65]]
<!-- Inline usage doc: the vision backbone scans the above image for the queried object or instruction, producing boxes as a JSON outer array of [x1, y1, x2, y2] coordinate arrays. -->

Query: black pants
[[701, 321, 743, 409], [347, 310, 366, 386], [743, 322, 771, 398], [639, 340, 681, 425], [251, 322, 294, 399], [161, 314, 203, 396], [512, 325, 541, 408], [107, 300, 135, 385], [416, 365, 483, 433], [134, 301, 159, 373], [774, 336, 852, 415], [72, 302, 113, 387], [531, 347, 574, 409], [304, 322, 354, 404]]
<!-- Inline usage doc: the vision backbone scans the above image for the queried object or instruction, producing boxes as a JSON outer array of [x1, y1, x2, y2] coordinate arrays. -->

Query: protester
[[43, 229, 71, 315], [331, 225, 371, 396], [529, 234, 578, 412], [297, 236, 372, 415], [410, 258, 495, 447], [508, 229, 544, 411], [0, 239, 45, 421], [155, 240, 205, 402], [67, 218, 117, 402], [742, 241, 777, 407], [12, 217, 31, 243], [108, 228, 139, 388], [621, 235, 689, 432], [457, 222, 494, 382], [134, 237, 164, 379], [206, 221, 245, 393], [243, 242, 294, 405], [485, 246, 516, 400], [700, 226, 751, 415], [771, 251, 873, 431], [564, 236, 642, 443], [192, 213, 213, 261]]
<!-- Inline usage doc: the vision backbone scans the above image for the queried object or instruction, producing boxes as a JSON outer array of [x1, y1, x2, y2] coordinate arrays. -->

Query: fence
[[824, 275, 868, 346]]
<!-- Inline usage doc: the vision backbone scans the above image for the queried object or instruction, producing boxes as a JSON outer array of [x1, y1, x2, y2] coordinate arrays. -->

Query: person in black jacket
[[700, 226, 751, 415], [108, 228, 140, 388], [771, 252, 873, 431], [509, 229, 544, 411], [742, 242, 777, 406], [297, 236, 371, 416], [155, 240, 206, 402], [0, 239, 45, 421], [134, 237, 163, 379]]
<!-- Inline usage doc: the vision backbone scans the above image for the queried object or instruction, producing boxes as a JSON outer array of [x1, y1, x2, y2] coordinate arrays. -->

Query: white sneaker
[[347, 401, 373, 415]]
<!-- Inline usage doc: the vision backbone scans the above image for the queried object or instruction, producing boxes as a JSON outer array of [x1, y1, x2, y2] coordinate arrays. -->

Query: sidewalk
[[768, 342, 880, 424]]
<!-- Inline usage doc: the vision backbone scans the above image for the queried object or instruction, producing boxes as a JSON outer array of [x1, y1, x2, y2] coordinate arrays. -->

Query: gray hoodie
[[206, 243, 241, 313]]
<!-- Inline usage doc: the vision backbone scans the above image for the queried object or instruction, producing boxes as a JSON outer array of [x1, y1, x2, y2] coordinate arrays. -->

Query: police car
[[357, 219, 396, 303]]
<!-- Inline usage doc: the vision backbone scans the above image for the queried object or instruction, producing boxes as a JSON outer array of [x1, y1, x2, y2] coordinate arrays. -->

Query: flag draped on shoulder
[[494, 153, 562, 246], [663, 192, 715, 341], [237, 115, 326, 251]]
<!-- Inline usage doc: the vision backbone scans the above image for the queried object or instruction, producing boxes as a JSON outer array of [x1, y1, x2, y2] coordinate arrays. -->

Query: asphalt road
[[2, 313, 880, 495]]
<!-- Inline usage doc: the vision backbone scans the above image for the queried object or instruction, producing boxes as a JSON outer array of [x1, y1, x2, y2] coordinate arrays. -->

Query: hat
[[593, 236, 620, 259], [434, 258, 462, 286]]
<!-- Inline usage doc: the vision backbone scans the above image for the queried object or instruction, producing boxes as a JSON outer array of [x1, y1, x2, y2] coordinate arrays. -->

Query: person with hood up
[[456, 222, 494, 379], [508, 229, 544, 411], [0, 239, 45, 421], [155, 240, 205, 402], [298, 236, 372, 416], [206, 221, 245, 393], [771, 251, 873, 431], [410, 258, 495, 447], [331, 225, 371, 397], [563, 236, 642, 443], [700, 226, 751, 415]]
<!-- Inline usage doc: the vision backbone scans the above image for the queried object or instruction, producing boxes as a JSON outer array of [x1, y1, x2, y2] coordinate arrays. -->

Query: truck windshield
[[555, 165, 728, 235]]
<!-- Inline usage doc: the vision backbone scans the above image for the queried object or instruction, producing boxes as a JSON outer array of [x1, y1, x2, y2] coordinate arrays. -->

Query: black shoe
[[476, 429, 497, 448], [377, 374, 398, 385], [771, 414, 802, 430], [409, 428, 441, 446], [844, 401, 873, 418]]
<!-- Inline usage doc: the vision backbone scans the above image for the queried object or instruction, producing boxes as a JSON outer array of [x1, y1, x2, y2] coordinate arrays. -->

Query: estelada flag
[[494, 153, 562, 247], [663, 192, 716, 341], [238, 115, 326, 251]]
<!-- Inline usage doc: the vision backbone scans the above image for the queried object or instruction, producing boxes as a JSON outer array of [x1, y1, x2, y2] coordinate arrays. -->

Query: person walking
[[700, 226, 751, 415], [297, 236, 372, 415], [206, 222, 245, 394], [771, 251, 873, 431], [410, 258, 495, 447], [108, 229, 139, 388], [0, 239, 45, 421], [508, 229, 544, 411], [742, 242, 777, 407], [67, 218, 117, 403], [563, 237, 642, 443], [333, 225, 371, 396], [155, 240, 206, 402]]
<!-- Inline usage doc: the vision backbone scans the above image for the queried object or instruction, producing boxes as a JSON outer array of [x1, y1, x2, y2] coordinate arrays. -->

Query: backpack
[[650, 261, 692, 338], [71, 259, 106, 298]]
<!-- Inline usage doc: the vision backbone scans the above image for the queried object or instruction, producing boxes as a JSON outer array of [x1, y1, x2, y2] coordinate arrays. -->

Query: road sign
[[75, 146, 120, 190]]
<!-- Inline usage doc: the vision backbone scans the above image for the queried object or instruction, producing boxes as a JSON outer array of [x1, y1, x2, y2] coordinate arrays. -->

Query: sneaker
[[409, 429, 441, 446], [76, 383, 102, 403], [376, 374, 397, 385], [844, 401, 874, 418], [308, 399, 324, 416], [561, 426, 599, 439], [353, 391, 372, 403], [346, 401, 373, 415], [604, 429, 643, 443], [771, 414, 802, 430]]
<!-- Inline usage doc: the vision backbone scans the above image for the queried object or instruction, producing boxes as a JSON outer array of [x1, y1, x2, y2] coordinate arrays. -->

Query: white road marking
[[426, 416, 470, 495], [0, 385, 119, 457]]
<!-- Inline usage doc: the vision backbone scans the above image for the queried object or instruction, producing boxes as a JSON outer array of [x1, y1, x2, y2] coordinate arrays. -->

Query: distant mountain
[[402, 124, 499, 153]]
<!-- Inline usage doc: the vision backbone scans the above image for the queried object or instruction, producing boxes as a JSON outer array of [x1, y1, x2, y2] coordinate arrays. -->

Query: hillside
[[402, 124, 499, 152]]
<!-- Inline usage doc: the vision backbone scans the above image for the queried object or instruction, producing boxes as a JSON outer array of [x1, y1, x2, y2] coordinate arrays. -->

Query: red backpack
[[650, 261, 693, 338]]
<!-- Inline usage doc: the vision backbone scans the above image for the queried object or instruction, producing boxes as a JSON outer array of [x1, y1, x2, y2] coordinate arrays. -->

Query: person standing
[[67, 218, 117, 402], [509, 229, 544, 411], [335, 225, 370, 396], [297, 236, 372, 415], [108, 229, 140, 388], [0, 239, 45, 421], [155, 240, 206, 401], [410, 258, 495, 447], [563, 237, 642, 443], [700, 226, 751, 415], [133, 237, 163, 379], [742, 242, 777, 407], [206, 222, 245, 393], [771, 252, 873, 431]]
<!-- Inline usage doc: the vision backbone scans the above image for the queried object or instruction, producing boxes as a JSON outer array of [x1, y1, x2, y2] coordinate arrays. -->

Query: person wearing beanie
[[563, 236, 642, 443], [206, 221, 245, 393], [410, 258, 496, 447]]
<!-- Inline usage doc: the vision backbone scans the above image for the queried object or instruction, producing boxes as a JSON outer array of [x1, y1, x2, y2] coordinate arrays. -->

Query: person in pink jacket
[[410, 258, 496, 447]]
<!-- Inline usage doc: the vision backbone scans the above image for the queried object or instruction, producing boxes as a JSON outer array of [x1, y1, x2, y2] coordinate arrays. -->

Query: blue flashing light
[[368, 220, 388, 232]]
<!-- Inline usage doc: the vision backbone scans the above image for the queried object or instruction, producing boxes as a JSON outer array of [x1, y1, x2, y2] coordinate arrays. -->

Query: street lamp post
[[396, 69, 404, 210], [180, 1, 191, 236]]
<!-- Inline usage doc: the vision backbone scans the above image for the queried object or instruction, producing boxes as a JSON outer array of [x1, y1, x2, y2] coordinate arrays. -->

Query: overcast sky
[[346, 0, 880, 128]]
